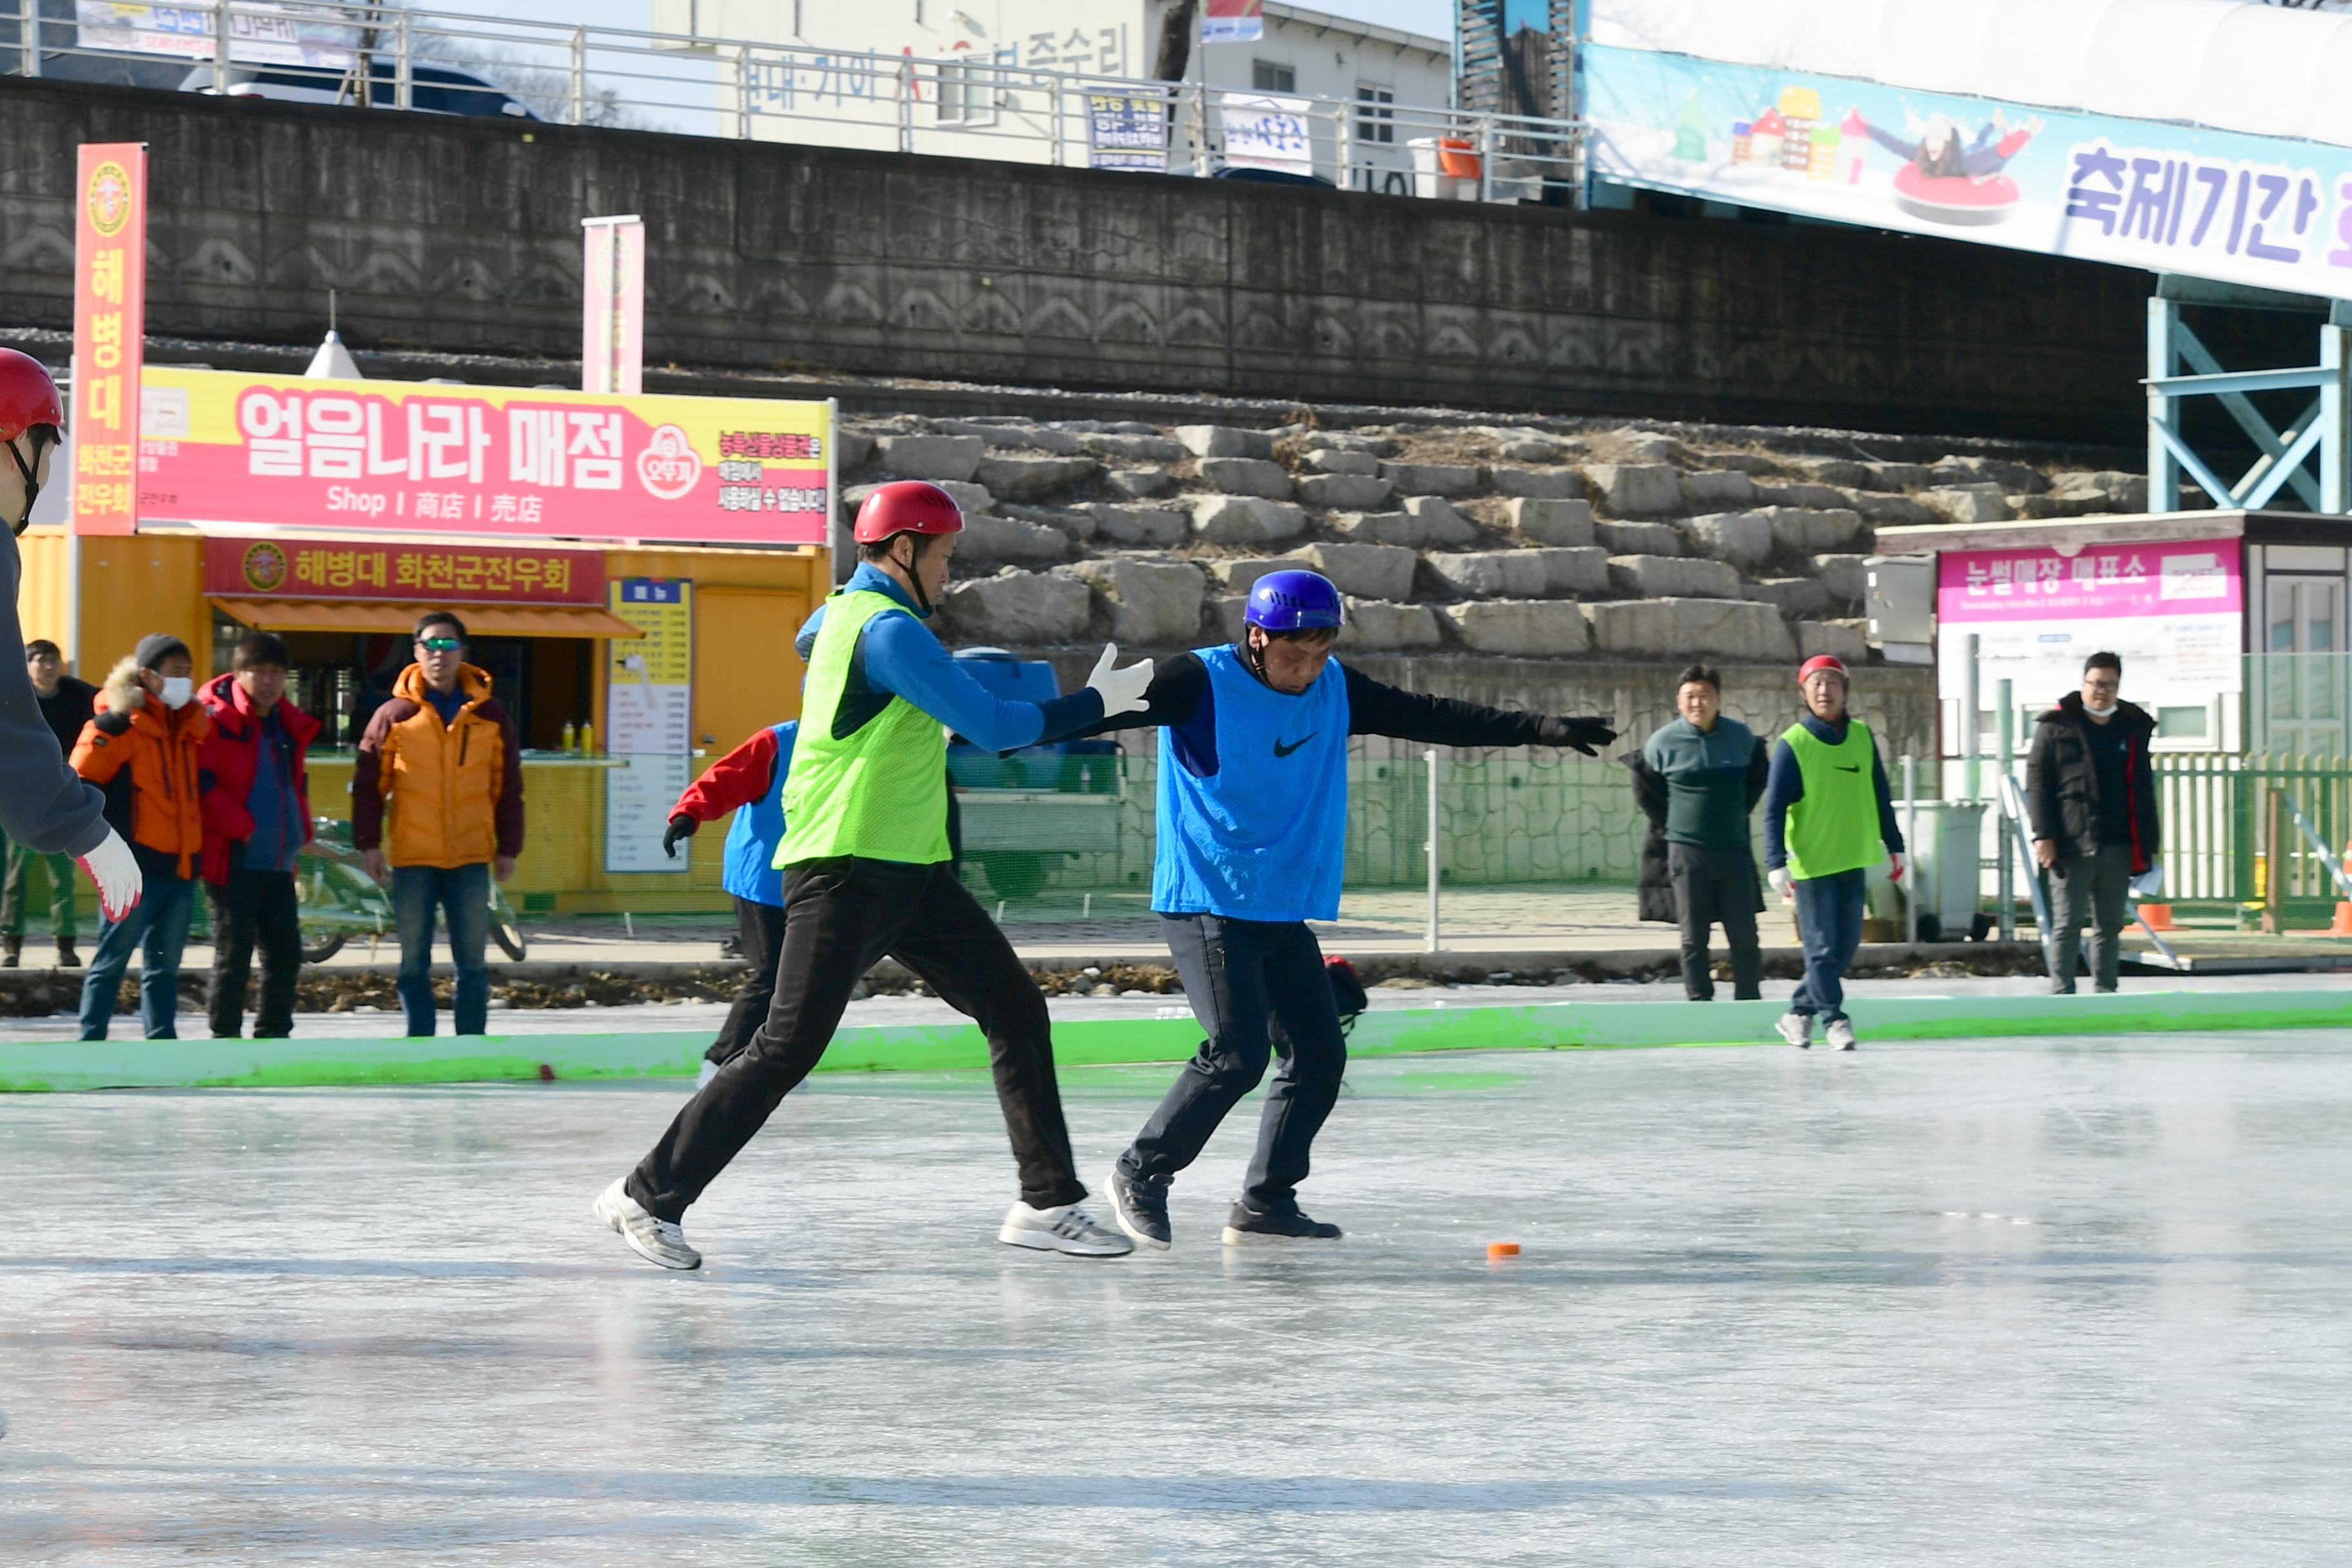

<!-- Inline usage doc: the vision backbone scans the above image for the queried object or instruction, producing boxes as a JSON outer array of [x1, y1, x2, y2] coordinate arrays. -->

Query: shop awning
[[210, 598, 643, 639]]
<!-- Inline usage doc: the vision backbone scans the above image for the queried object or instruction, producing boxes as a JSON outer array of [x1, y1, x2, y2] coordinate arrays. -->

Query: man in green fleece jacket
[[1642, 664, 1769, 1000]]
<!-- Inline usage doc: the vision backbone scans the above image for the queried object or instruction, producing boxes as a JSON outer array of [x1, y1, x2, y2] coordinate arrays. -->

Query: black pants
[[1119, 914, 1349, 1215], [707, 895, 790, 1066], [206, 868, 302, 1039], [627, 857, 1084, 1222], [1667, 843, 1763, 1001]]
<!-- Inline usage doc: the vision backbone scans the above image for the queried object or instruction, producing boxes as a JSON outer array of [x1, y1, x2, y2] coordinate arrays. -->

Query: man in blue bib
[[1093, 570, 1617, 1248]]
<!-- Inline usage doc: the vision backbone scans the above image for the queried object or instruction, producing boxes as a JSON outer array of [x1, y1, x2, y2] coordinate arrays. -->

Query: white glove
[[1084, 642, 1153, 719], [2130, 861, 2164, 899], [1768, 866, 1795, 903], [77, 827, 142, 923]]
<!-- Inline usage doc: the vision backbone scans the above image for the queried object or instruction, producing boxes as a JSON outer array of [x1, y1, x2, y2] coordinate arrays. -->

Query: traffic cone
[[2139, 902, 2176, 931]]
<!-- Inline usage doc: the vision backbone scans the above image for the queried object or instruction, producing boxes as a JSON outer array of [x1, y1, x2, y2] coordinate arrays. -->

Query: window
[[1251, 60, 1295, 93], [935, 57, 999, 126], [1355, 83, 1394, 144]]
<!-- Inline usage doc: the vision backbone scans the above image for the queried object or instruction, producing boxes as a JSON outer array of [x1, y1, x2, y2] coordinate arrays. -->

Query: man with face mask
[[70, 634, 211, 1039], [0, 351, 144, 950]]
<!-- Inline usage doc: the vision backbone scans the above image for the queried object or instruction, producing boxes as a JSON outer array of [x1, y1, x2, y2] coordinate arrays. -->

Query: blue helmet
[[1245, 569, 1344, 633]]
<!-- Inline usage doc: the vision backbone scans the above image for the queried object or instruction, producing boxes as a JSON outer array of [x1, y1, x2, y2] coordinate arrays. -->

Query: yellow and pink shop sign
[[133, 367, 831, 547]]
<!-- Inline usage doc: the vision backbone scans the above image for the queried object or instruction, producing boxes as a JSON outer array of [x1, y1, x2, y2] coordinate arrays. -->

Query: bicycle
[[298, 818, 527, 964]]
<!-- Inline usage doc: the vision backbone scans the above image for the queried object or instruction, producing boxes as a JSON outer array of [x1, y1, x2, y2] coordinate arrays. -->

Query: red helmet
[[0, 349, 65, 444], [854, 480, 965, 544], [1797, 654, 1850, 684]]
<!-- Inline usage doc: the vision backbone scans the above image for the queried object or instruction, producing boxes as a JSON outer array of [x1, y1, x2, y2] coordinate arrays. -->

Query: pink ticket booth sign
[[1937, 538, 2242, 623]]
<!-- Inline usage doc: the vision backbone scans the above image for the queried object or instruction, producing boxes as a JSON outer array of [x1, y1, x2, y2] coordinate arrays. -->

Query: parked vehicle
[[179, 61, 537, 119]]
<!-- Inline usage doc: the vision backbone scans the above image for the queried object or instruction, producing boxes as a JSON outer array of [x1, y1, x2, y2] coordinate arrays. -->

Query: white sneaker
[[998, 1198, 1134, 1257], [594, 1176, 702, 1270], [1825, 1017, 1858, 1052], [1776, 1012, 1812, 1049]]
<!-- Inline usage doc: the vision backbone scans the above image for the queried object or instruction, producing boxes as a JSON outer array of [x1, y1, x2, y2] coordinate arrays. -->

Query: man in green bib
[[596, 480, 1155, 1269], [1762, 654, 1906, 1050]]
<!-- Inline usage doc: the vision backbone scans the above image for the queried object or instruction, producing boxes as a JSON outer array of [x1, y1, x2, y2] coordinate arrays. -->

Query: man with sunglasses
[[353, 611, 524, 1037], [0, 349, 142, 929]]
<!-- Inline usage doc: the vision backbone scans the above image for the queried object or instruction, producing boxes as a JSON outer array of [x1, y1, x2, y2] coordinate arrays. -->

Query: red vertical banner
[[71, 142, 146, 537], [581, 215, 644, 397]]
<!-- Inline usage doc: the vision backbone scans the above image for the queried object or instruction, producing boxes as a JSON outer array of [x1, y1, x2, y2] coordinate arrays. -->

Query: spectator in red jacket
[[197, 631, 321, 1039], [663, 720, 798, 1079]]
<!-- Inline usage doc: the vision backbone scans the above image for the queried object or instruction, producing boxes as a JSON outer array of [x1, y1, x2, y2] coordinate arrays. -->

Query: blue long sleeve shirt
[[795, 564, 1101, 750], [1761, 712, 1906, 872]]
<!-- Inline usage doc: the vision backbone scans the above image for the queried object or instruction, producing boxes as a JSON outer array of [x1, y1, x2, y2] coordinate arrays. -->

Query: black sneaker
[[1108, 1166, 1171, 1251], [1222, 1200, 1342, 1244]]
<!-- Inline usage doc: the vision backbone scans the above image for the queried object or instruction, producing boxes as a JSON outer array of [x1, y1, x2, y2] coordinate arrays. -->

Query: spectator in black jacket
[[2026, 651, 2161, 995], [2, 640, 99, 966]]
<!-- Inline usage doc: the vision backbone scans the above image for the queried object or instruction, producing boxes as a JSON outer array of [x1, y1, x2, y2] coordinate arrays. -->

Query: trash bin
[[1900, 799, 1987, 943]]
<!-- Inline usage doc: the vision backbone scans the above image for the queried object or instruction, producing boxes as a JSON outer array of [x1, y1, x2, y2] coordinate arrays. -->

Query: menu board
[[604, 578, 694, 874]]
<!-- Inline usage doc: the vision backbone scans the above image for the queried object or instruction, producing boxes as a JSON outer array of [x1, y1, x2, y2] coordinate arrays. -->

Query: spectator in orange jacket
[[70, 634, 211, 1039], [197, 631, 322, 1040], [352, 611, 524, 1037]]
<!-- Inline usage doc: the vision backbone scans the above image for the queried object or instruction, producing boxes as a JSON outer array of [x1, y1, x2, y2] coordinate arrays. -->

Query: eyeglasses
[[417, 637, 461, 653]]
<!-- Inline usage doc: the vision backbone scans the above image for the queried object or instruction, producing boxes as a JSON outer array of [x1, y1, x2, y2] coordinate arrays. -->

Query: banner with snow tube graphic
[[1584, 44, 2352, 302], [132, 368, 831, 546]]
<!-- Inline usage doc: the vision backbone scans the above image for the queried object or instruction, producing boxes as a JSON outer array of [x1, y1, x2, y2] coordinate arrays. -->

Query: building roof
[[1264, 1, 1448, 57], [1874, 509, 2352, 555]]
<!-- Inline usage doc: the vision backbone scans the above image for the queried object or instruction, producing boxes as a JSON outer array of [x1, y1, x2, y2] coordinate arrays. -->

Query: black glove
[[1538, 715, 1618, 756], [662, 814, 698, 859]]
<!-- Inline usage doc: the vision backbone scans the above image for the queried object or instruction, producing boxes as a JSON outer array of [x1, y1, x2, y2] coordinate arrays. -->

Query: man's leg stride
[[1224, 920, 1346, 1244], [888, 864, 1127, 1258]]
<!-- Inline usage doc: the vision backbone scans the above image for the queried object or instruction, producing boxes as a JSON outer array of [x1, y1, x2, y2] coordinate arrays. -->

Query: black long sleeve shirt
[[1087, 652, 1571, 775]]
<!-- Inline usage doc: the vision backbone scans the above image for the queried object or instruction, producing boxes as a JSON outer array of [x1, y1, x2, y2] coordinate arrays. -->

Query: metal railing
[[5, 0, 1585, 199]]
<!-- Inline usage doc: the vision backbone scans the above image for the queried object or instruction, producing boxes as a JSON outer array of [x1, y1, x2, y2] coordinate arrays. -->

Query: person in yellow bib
[[1762, 654, 1906, 1051], [596, 480, 1155, 1269]]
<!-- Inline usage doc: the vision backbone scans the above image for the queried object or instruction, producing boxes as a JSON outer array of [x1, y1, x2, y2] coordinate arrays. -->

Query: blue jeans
[[392, 863, 491, 1036], [1790, 868, 1868, 1024], [78, 868, 197, 1039]]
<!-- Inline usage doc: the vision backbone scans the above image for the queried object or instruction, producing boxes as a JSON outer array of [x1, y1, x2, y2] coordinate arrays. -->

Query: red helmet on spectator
[[0, 349, 65, 444], [853, 480, 965, 544], [1797, 654, 1849, 684]]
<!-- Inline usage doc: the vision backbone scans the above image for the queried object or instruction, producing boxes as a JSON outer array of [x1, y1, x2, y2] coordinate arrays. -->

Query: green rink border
[[1, 988, 2347, 1093]]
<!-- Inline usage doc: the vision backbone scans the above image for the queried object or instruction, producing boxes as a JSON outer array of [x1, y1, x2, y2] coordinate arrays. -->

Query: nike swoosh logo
[[1835, 764, 1860, 772], [1274, 733, 1317, 758]]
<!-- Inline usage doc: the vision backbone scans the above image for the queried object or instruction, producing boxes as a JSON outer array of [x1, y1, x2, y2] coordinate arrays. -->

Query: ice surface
[[4, 1034, 2351, 1563]]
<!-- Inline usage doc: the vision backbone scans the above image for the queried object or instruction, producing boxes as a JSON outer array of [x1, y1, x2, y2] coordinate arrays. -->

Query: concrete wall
[[1, 79, 2150, 442]]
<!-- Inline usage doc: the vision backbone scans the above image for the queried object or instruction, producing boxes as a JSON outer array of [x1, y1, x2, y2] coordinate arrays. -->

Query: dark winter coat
[[2025, 692, 2161, 871], [1625, 749, 1767, 924], [1623, 752, 1677, 923]]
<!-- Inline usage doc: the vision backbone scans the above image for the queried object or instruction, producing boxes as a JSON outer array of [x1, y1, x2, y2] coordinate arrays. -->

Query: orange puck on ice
[[1487, 1242, 1520, 1259]]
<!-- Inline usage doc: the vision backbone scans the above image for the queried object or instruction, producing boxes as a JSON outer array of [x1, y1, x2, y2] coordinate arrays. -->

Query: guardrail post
[[1902, 754, 1919, 945], [394, 10, 411, 110], [1997, 678, 2014, 943], [898, 56, 914, 153], [23, 0, 39, 77], [213, 0, 230, 93], [1477, 112, 1493, 202], [569, 25, 585, 124], [736, 47, 751, 139], [1335, 96, 1351, 190], [2264, 785, 2284, 933], [1192, 79, 1210, 176], [1424, 747, 1441, 953], [1051, 75, 1064, 166]]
